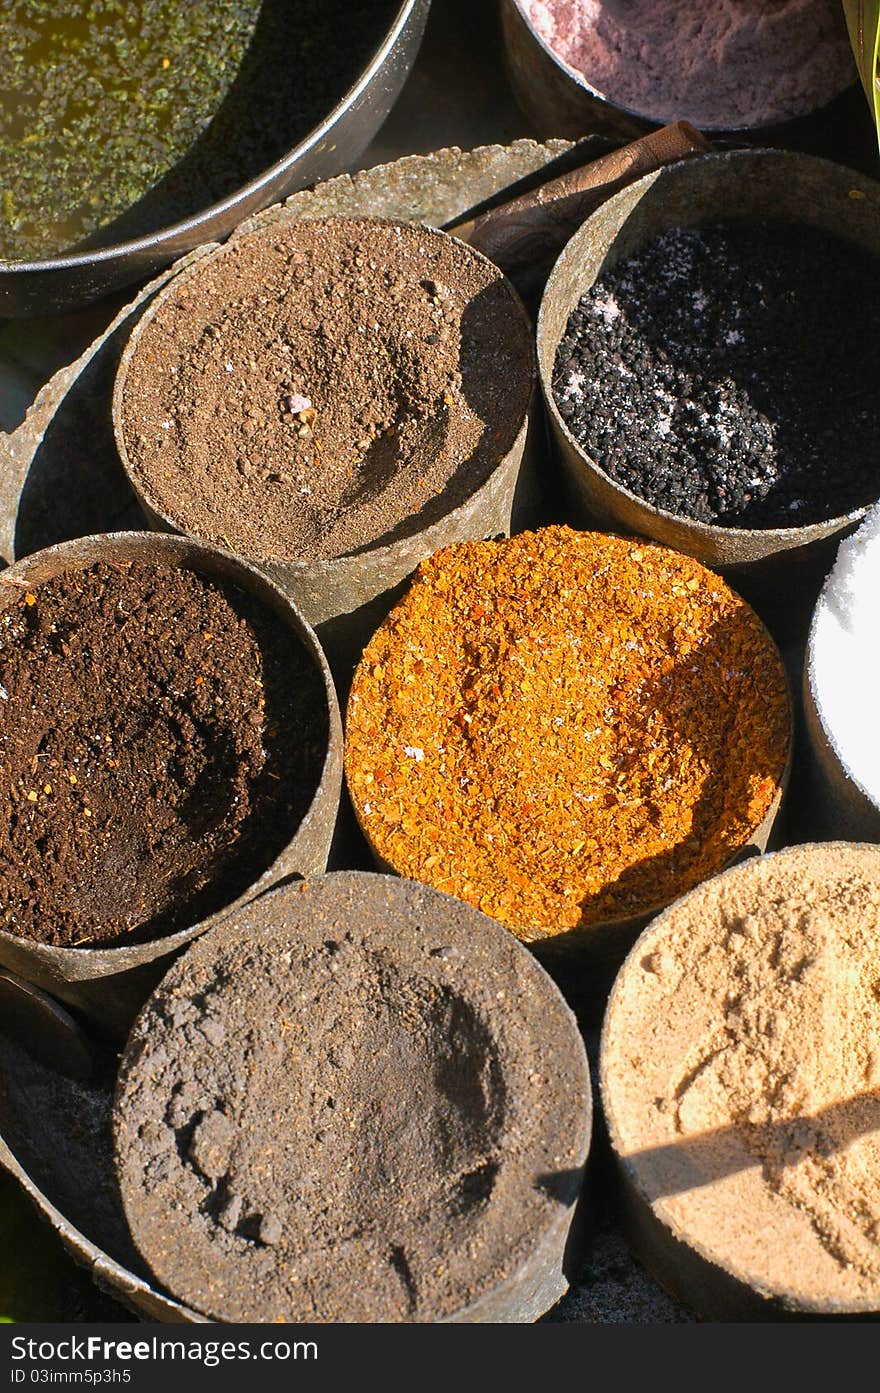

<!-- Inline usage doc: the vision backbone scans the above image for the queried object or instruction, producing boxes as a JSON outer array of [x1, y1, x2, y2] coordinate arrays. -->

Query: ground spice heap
[[0, 561, 327, 949], [0, 0, 398, 263], [553, 221, 880, 528], [114, 874, 589, 1322], [525, 0, 852, 129], [120, 217, 533, 563], [345, 527, 790, 938], [602, 844, 880, 1310]]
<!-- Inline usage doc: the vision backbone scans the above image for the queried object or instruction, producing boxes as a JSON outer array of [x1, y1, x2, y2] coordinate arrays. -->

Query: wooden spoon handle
[[449, 122, 713, 285]]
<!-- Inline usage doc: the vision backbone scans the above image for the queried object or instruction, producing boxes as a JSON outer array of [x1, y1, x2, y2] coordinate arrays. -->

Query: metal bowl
[[601, 842, 880, 1319], [500, 0, 860, 153], [536, 149, 880, 630], [345, 527, 794, 997], [0, 0, 430, 319], [111, 214, 536, 678], [0, 531, 343, 1037], [0, 872, 591, 1324]]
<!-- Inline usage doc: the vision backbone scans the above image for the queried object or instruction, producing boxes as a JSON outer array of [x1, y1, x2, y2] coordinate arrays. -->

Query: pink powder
[[524, 0, 855, 129]]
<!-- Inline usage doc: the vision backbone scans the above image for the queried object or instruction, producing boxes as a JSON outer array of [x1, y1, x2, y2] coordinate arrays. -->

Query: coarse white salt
[[403, 746, 424, 762], [564, 370, 586, 395], [812, 502, 880, 804], [592, 294, 620, 325]]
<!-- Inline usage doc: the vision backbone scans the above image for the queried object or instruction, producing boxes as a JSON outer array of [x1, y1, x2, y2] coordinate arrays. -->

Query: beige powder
[[601, 843, 880, 1311]]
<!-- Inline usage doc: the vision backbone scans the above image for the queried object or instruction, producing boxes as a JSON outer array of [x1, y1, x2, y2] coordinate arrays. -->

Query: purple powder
[[524, 0, 855, 129]]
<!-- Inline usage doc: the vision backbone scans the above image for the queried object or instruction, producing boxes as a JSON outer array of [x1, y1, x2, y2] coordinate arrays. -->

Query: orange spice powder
[[344, 527, 791, 940]]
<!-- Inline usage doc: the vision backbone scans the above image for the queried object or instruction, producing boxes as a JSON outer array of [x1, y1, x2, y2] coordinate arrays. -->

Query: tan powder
[[602, 842, 880, 1311]]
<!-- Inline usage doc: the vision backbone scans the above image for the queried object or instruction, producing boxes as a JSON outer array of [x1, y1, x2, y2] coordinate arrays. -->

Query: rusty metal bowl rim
[[0, 529, 343, 971], [536, 148, 878, 547], [110, 212, 536, 573], [506, 0, 858, 136], [0, 0, 423, 277]]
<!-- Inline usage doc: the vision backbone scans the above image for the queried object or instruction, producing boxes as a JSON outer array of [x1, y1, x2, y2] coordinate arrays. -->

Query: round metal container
[[601, 842, 880, 1319], [0, 531, 343, 1037], [0, 871, 591, 1324], [536, 150, 880, 612], [0, 0, 430, 319], [501, 0, 860, 152], [112, 872, 592, 1323], [803, 587, 880, 843], [111, 216, 536, 673], [345, 536, 793, 988]]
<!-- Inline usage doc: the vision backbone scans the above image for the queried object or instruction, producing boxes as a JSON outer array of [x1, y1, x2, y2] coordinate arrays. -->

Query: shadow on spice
[[571, 607, 788, 930], [347, 281, 534, 553], [623, 1088, 880, 1201]]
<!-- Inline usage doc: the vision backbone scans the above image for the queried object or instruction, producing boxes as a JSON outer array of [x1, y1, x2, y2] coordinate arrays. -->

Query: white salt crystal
[[592, 294, 620, 325], [812, 503, 880, 804], [403, 746, 424, 762]]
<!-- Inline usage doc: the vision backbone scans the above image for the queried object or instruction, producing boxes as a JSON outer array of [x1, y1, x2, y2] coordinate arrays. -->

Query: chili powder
[[344, 527, 791, 939]]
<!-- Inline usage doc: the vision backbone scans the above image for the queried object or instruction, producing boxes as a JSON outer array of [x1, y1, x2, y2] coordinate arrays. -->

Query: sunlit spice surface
[[345, 527, 791, 938]]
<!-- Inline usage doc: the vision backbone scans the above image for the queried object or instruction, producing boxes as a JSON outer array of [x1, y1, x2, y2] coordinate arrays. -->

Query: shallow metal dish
[[0, 0, 430, 319]]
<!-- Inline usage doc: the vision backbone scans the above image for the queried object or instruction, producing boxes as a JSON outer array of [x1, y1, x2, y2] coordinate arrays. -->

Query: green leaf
[[843, 0, 880, 143]]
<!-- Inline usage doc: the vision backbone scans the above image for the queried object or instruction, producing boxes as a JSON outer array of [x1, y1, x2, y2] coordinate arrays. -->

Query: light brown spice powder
[[602, 843, 880, 1310], [118, 217, 533, 563]]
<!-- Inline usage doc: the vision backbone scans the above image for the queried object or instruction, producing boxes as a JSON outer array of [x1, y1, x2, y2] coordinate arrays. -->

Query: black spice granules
[[552, 221, 880, 528]]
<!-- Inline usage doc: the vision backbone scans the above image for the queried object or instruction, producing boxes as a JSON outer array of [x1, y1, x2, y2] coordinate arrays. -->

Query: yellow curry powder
[[345, 528, 791, 939]]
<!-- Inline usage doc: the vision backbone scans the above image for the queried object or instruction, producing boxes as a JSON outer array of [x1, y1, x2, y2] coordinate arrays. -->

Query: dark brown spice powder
[[0, 561, 327, 949]]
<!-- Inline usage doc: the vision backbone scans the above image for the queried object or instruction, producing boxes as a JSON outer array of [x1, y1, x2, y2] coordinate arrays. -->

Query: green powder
[[0, 0, 260, 262], [0, 0, 398, 264]]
